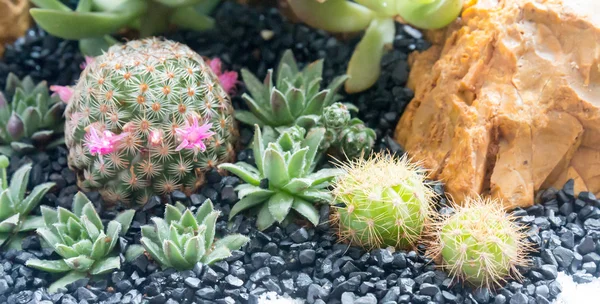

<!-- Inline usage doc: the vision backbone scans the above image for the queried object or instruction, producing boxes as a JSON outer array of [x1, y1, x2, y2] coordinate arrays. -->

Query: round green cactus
[[64, 38, 237, 205], [332, 152, 434, 250], [428, 197, 531, 287]]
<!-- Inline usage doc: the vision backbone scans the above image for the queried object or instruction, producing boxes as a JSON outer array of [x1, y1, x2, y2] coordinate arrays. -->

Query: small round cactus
[[428, 197, 532, 287], [332, 152, 435, 250], [65, 38, 238, 205]]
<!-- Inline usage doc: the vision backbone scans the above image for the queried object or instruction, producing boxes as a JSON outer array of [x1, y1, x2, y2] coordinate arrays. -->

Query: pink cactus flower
[[174, 115, 215, 153], [149, 129, 163, 146], [207, 58, 239, 95], [49, 85, 73, 103], [85, 127, 129, 157], [80, 56, 95, 70]]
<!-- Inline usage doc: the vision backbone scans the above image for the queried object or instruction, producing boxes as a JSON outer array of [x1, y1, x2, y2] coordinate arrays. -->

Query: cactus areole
[[64, 38, 238, 205]]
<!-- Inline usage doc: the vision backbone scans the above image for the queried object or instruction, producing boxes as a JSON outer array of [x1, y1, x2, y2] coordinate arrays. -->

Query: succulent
[[237, 50, 375, 158], [219, 125, 341, 230], [26, 192, 135, 293], [30, 0, 221, 56], [332, 152, 434, 250], [287, 0, 462, 93], [427, 197, 532, 287], [0, 73, 65, 155], [139, 199, 249, 270], [64, 38, 237, 205], [0, 155, 55, 248]]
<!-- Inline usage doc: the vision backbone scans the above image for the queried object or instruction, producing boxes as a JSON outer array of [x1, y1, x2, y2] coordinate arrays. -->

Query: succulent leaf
[[114, 210, 135, 235], [218, 163, 260, 186], [64, 255, 95, 272], [267, 192, 295, 223], [48, 271, 87, 293], [26, 259, 72, 273], [291, 198, 320, 226], [9, 163, 31, 203], [287, 0, 374, 33], [202, 211, 219, 252], [202, 246, 232, 265], [89, 256, 121, 275]]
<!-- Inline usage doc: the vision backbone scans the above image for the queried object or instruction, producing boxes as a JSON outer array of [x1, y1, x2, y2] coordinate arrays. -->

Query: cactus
[[331, 152, 435, 250], [26, 192, 135, 293], [64, 38, 237, 205], [237, 50, 376, 158], [427, 197, 532, 287], [220, 125, 341, 230], [138, 199, 249, 270], [0, 155, 55, 248], [0, 73, 65, 155]]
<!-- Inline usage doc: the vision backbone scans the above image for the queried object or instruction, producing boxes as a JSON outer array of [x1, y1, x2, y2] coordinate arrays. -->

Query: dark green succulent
[[0, 155, 55, 249], [139, 199, 249, 270], [30, 0, 221, 56], [219, 125, 341, 230], [237, 50, 376, 158], [26, 192, 135, 293], [0, 73, 65, 155]]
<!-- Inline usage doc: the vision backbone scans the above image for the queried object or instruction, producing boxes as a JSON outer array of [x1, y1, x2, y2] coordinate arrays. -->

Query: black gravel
[[1, 1, 597, 304]]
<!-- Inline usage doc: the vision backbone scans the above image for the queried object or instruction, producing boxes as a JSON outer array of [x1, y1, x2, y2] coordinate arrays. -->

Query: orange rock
[[395, 0, 600, 209], [0, 0, 30, 57]]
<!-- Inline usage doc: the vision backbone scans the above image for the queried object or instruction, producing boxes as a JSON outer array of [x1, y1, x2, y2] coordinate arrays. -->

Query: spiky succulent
[[64, 38, 237, 205], [237, 50, 375, 158], [0, 155, 55, 248], [332, 152, 434, 250], [30, 0, 220, 56], [0, 73, 65, 155], [427, 197, 532, 287], [288, 0, 462, 93], [26, 192, 135, 293], [139, 199, 249, 270], [219, 125, 341, 230]]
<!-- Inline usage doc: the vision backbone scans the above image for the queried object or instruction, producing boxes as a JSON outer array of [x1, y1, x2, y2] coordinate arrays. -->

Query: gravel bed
[[1, 2, 599, 304]]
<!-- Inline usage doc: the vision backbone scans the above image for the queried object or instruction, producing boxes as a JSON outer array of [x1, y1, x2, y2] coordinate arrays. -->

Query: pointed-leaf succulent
[[0, 73, 65, 155], [219, 125, 342, 230], [287, 0, 462, 93], [139, 199, 249, 270], [237, 50, 376, 158], [0, 155, 55, 248], [26, 192, 135, 293]]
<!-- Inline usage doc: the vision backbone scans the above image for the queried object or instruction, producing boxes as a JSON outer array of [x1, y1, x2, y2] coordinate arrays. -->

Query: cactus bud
[[6, 113, 24, 140], [340, 122, 376, 159], [323, 103, 351, 129], [0, 155, 8, 169]]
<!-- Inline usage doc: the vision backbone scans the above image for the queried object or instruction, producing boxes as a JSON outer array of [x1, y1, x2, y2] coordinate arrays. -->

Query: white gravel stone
[[554, 272, 600, 304]]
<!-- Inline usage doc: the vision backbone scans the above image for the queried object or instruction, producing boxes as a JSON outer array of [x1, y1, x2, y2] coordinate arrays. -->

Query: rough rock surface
[[0, 0, 30, 56], [395, 0, 600, 209]]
